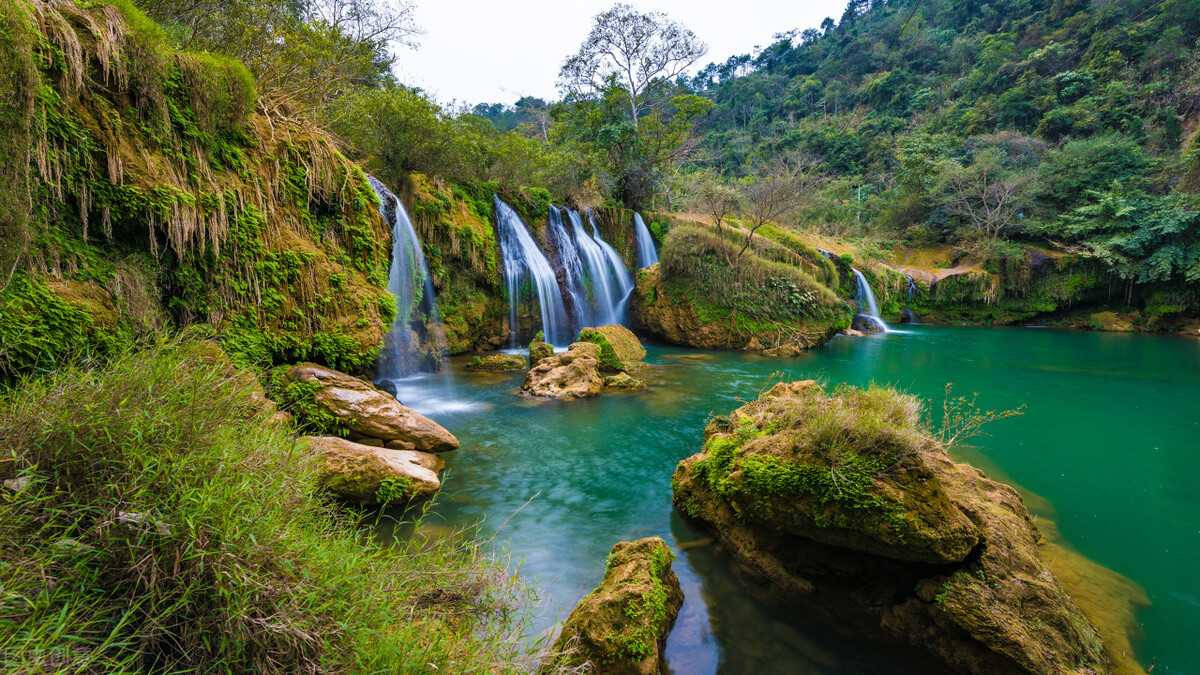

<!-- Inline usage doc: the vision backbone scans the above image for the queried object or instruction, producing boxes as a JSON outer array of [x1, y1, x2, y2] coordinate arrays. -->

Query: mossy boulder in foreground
[[282, 364, 459, 452], [549, 537, 683, 675], [302, 436, 444, 505], [672, 381, 1111, 675]]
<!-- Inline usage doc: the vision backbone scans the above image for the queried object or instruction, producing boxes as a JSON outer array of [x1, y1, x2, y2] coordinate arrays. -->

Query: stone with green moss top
[[578, 325, 647, 373], [547, 537, 683, 675], [672, 379, 1111, 675], [528, 336, 554, 369], [465, 353, 527, 372]]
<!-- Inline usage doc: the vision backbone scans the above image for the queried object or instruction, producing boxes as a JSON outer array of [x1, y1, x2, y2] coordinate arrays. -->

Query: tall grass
[[0, 338, 539, 673]]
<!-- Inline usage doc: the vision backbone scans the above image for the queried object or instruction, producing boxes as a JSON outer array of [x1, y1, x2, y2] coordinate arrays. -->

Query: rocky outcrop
[[520, 342, 604, 398], [629, 265, 842, 351], [465, 354, 527, 371], [550, 537, 684, 675], [283, 364, 459, 452], [672, 380, 1109, 675], [578, 325, 647, 372], [302, 436, 444, 505]]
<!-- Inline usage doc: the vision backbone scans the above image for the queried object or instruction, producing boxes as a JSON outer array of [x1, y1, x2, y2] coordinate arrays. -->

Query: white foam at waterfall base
[[634, 213, 659, 268]]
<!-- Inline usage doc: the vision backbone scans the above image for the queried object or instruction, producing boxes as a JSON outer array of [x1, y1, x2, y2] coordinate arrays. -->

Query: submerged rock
[[465, 353, 527, 372], [578, 325, 647, 372], [550, 537, 684, 675], [672, 380, 1109, 675], [302, 436, 444, 505], [603, 372, 646, 390], [284, 364, 459, 452], [521, 342, 604, 399]]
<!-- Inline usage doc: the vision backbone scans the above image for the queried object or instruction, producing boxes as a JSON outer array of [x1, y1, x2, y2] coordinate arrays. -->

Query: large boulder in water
[[578, 325, 647, 372], [283, 364, 459, 452], [528, 338, 555, 369], [549, 537, 683, 675], [672, 380, 1110, 675], [302, 436, 443, 505], [521, 342, 603, 398]]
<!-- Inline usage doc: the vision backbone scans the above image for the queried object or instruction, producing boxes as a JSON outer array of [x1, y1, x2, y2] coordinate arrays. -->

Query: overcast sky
[[392, 0, 848, 107]]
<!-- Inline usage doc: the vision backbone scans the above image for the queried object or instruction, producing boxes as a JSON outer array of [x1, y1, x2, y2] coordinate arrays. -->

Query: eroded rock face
[[672, 381, 1109, 675], [302, 436, 444, 505], [550, 537, 684, 675], [520, 342, 604, 398], [284, 364, 459, 452]]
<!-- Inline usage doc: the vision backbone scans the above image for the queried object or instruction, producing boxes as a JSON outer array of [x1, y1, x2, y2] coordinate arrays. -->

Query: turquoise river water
[[389, 325, 1199, 674]]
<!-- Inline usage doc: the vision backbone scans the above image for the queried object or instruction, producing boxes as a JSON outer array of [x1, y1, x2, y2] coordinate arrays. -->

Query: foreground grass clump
[[0, 339, 534, 673]]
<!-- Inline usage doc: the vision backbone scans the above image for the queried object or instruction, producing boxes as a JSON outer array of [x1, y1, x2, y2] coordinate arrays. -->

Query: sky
[[392, 0, 849, 108]]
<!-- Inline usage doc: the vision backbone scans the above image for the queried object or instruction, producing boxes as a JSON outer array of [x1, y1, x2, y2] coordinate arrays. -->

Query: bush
[[0, 338, 535, 673]]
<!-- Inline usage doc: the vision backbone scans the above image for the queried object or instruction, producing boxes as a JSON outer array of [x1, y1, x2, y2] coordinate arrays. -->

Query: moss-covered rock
[[528, 338, 554, 369], [630, 264, 847, 352], [550, 537, 683, 675], [465, 354, 527, 372], [672, 380, 1111, 675], [302, 436, 444, 505], [579, 325, 646, 372]]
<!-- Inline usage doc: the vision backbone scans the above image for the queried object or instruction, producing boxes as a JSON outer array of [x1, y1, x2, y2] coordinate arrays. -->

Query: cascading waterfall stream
[[565, 208, 621, 327], [851, 267, 890, 333], [634, 213, 659, 268], [547, 207, 589, 331], [495, 197, 570, 347], [368, 177, 448, 378], [589, 211, 635, 321]]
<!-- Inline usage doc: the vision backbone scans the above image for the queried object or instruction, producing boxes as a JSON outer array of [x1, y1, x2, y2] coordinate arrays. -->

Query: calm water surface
[[391, 325, 1200, 674]]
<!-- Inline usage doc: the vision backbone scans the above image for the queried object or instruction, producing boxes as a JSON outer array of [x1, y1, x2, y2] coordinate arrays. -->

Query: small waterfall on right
[[495, 197, 570, 347], [851, 268, 890, 333], [589, 211, 634, 321], [634, 213, 659, 268]]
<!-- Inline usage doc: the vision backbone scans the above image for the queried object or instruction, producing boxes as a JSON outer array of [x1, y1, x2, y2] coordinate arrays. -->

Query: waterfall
[[562, 208, 620, 326], [495, 197, 570, 347], [851, 268, 890, 333], [368, 177, 447, 378], [905, 274, 918, 299], [547, 206, 589, 331], [634, 213, 659, 268], [589, 211, 635, 322]]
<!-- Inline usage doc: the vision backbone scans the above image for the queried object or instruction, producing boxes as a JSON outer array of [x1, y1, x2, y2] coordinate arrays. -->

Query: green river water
[[389, 324, 1199, 673]]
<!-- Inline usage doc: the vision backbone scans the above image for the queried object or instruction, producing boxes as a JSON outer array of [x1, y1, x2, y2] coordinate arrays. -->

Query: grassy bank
[[0, 338, 537, 673]]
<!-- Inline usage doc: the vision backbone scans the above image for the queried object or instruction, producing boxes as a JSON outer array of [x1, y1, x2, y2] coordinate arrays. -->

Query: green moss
[[0, 273, 131, 382], [277, 378, 349, 437], [578, 328, 623, 372]]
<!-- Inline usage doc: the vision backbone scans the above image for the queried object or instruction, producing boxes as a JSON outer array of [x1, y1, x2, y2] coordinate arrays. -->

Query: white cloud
[[392, 0, 847, 107]]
